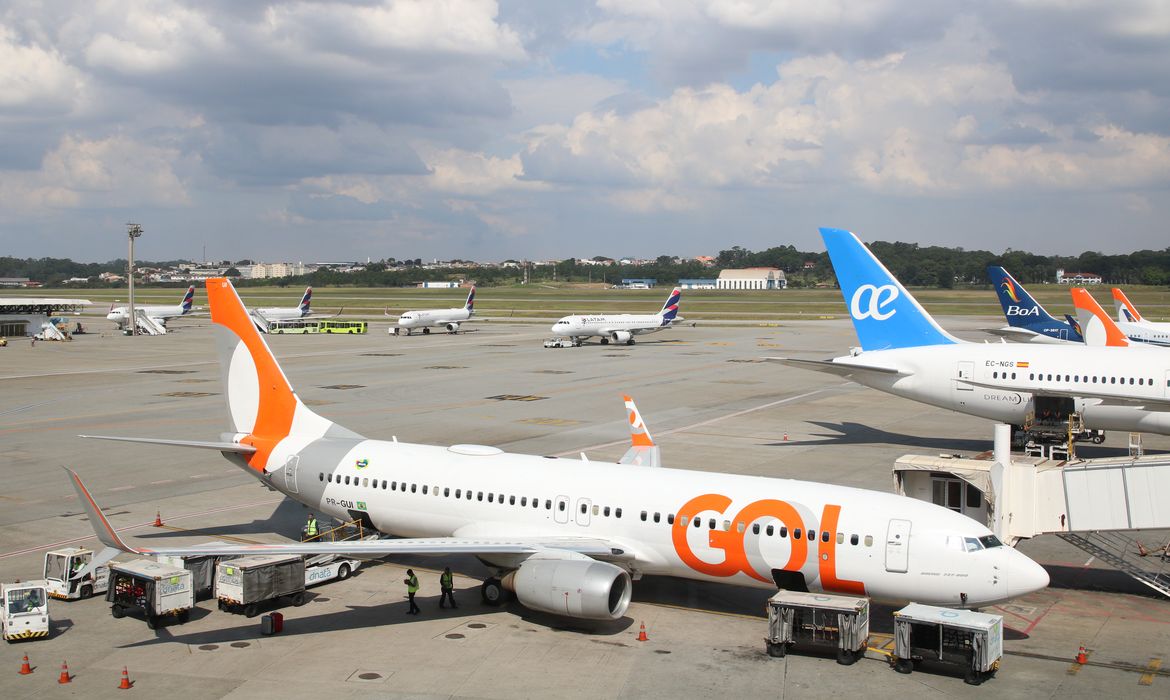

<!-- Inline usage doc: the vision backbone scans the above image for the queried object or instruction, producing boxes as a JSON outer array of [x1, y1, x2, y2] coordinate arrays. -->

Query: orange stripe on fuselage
[[206, 278, 296, 471]]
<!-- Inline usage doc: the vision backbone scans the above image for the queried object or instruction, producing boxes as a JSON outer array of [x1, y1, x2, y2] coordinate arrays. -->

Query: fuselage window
[[545, 499, 552, 509], [319, 473, 324, 482], [558, 501, 566, 512], [850, 534, 859, 546], [823, 531, 831, 543], [421, 485, 427, 494], [794, 528, 802, 539], [1029, 373, 1034, 380], [521, 497, 527, 506], [604, 506, 611, 517], [1011, 372, 1016, 380], [391, 481, 397, 490], [443, 487, 450, 497], [737, 522, 746, 533], [580, 503, 587, 514], [362, 478, 368, 487], [454, 489, 461, 498], [807, 530, 816, 541], [1129, 378, 1135, 384], [498, 493, 504, 503], [615, 508, 622, 518], [993, 371, 998, 379], [780, 526, 788, 538], [752, 523, 760, 535], [382, 480, 389, 489], [864, 535, 874, 547], [344, 475, 351, 485], [667, 514, 675, 525], [410, 484, 417, 493], [1074, 375, 1079, 383], [653, 513, 661, 523], [706, 518, 715, 529], [692, 517, 701, 529], [509, 496, 516, 505], [765, 525, 774, 536], [488, 493, 495, 503], [477, 491, 483, 501], [326, 474, 332, 483], [640, 511, 647, 521], [1092, 376, 1097, 383]]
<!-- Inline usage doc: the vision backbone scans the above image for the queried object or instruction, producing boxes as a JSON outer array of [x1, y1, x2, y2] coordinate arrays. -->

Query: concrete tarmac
[[2, 316, 1169, 698]]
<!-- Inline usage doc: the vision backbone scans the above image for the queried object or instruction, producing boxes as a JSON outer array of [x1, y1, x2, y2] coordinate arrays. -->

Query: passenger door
[[575, 498, 592, 527], [554, 495, 570, 524], [885, 519, 912, 573], [283, 455, 299, 494], [956, 362, 974, 391]]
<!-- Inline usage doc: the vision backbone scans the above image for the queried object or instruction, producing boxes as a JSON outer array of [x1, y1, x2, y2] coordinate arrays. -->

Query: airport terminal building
[[717, 268, 787, 290]]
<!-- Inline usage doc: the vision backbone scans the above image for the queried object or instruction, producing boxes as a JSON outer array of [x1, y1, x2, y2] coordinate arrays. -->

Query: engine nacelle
[[445, 322, 461, 332], [610, 330, 632, 344], [503, 558, 631, 620]]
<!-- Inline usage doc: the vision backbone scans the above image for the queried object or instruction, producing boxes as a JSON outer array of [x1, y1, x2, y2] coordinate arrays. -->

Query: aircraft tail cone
[[637, 622, 648, 642], [118, 666, 133, 690], [58, 661, 71, 684], [1076, 645, 1088, 665], [18, 654, 32, 675]]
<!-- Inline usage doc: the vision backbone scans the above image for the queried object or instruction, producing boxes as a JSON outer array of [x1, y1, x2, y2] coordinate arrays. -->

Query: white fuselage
[[256, 307, 308, 323], [1115, 319, 1170, 347], [830, 343, 1170, 434], [262, 437, 1048, 608], [398, 307, 471, 330], [551, 314, 668, 339], [107, 304, 186, 326]]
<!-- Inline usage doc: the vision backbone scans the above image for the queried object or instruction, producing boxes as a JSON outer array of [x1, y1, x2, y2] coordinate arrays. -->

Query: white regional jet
[[71, 277, 1048, 621], [106, 286, 195, 329], [390, 286, 475, 335], [550, 288, 683, 346], [776, 228, 1170, 435], [253, 286, 313, 323], [1109, 288, 1170, 347]]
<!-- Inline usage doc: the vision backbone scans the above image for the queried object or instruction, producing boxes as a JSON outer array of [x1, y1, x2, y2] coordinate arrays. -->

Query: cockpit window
[[964, 537, 982, 552], [978, 535, 1003, 549]]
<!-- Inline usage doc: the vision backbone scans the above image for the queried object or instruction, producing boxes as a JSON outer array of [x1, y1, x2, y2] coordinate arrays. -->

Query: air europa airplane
[[776, 228, 1170, 436], [73, 278, 1048, 622]]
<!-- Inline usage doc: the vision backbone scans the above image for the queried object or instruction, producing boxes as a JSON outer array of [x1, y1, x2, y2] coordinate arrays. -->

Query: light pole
[[127, 223, 143, 336]]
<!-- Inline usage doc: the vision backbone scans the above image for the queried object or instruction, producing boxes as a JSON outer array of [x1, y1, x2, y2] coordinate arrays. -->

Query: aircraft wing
[[65, 468, 631, 563], [957, 379, 1170, 409], [766, 357, 909, 378]]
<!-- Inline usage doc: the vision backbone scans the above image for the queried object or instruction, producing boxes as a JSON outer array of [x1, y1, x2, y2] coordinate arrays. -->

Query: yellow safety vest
[[440, 572, 453, 589], [407, 575, 419, 593], [306, 518, 318, 537]]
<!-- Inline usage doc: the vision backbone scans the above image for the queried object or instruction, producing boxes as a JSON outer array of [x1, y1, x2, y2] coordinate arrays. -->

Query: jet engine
[[610, 330, 633, 345], [445, 322, 461, 333], [502, 557, 631, 620]]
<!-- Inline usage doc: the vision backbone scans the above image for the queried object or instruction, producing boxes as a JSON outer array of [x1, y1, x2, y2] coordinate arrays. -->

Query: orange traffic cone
[[637, 622, 649, 642], [783, 432, 789, 441], [58, 661, 71, 684], [153, 510, 163, 527], [118, 666, 133, 689], [1076, 645, 1088, 664], [18, 654, 32, 675]]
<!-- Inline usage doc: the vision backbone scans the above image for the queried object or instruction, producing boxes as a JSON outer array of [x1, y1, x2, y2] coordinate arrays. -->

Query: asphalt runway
[[2, 315, 1168, 698]]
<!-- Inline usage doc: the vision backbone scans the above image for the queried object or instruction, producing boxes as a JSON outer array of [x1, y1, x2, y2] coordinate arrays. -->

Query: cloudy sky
[[2, 1, 1168, 263]]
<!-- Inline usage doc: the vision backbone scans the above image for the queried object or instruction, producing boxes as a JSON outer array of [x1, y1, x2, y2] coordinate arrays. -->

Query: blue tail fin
[[659, 287, 682, 323], [299, 287, 312, 315], [180, 286, 195, 314], [464, 286, 476, 312], [987, 267, 1058, 326], [820, 227, 960, 350]]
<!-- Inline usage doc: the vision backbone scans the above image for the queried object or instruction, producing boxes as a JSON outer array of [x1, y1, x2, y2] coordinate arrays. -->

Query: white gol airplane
[[107, 286, 194, 328], [74, 277, 1048, 622], [1108, 288, 1170, 348], [390, 286, 475, 335], [774, 228, 1170, 436], [550, 287, 683, 346], [254, 286, 313, 323]]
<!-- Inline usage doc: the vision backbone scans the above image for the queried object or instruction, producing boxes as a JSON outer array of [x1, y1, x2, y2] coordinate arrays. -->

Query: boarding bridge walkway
[[250, 312, 271, 334], [36, 322, 67, 341], [1057, 531, 1170, 598]]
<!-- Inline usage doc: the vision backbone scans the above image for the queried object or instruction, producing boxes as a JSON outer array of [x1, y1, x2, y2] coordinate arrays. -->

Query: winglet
[[1112, 288, 1143, 323], [618, 395, 661, 467], [1071, 288, 1129, 347], [64, 468, 140, 554]]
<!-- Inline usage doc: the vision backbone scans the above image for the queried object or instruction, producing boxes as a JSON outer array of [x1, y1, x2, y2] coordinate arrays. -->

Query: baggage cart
[[216, 554, 306, 618], [43, 547, 109, 601], [156, 548, 231, 601], [765, 591, 869, 664], [107, 559, 194, 629], [892, 603, 1003, 685], [2, 580, 50, 641]]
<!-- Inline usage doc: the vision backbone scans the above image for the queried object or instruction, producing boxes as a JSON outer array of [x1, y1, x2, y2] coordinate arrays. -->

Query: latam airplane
[[72, 277, 1049, 621], [390, 286, 475, 336], [254, 287, 313, 323], [550, 288, 683, 346], [106, 286, 195, 329], [776, 228, 1170, 435], [985, 267, 1083, 344], [1107, 288, 1170, 347]]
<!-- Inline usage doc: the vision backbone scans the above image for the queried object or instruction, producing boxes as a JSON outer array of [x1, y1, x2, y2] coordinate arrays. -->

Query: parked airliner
[[985, 267, 1082, 344], [72, 277, 1048, 621], [550, 288, 683, 346], [254, 286, 313, 323], [775, 228, 1170, 435], [106, 286, 195, 329], [1107, 288, 1170, 347], [390, 286, 475, 335]]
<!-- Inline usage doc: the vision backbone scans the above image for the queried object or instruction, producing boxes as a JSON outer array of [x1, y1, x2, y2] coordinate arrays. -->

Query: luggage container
[[107, 559, 194, 629], [43, 547, 109, 601], [892, 603, 1003, 685], [156, 548, 230, 601], [765, 591, 869, 664], [2, 580, 50, 642], [215, 554, 306, 618]]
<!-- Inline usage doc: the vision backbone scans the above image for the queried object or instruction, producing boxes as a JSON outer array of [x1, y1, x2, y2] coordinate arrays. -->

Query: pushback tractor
[[2, 581, 50, 642], [44, 547, 109, 601]]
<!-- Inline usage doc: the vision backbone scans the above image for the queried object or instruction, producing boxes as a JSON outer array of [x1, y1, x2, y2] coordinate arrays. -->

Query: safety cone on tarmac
[[152, 510, 163, 527], [1076, 645, 1088, 664], [637, 622, 649, 642], [18, 654, 32, 675], [118, 666, 133, 689], [783, 432, 789, 441], [58, 661, 71, 684]]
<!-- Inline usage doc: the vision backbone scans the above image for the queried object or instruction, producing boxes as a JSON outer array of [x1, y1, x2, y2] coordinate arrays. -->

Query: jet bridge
[[894, 424, 1170, 598]]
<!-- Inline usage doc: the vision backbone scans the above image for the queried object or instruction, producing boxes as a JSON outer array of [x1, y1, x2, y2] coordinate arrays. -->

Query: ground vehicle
[[216, 554, 307, 617], [44, 547, 109, 600], [156, 551, 224, 600], [0, 337, 7, 347], [269, 319, 319, 334], [2, 581, 49, 641], [318, 320, 367, 334], [543, 337, 576, 348], [304, 555, 361, 586], [107, 559, 194, 629]]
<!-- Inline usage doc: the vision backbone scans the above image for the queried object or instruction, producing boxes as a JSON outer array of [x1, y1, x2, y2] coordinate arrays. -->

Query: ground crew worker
[[404, 569, 420, 615], [439, 566, 457, 609], [303, 513, 318, 540]]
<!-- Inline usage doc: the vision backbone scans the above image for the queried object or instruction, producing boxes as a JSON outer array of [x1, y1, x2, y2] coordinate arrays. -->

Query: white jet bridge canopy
[[0, 298, 91, 314]]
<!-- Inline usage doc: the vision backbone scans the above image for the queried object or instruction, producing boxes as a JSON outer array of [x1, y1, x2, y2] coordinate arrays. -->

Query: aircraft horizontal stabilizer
[[78, 435, 257, 454], [766, 357, 909, 378]]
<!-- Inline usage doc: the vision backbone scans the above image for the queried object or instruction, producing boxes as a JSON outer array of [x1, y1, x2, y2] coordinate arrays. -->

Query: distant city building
[[803, 261, 817, 270], [694, 256, 716, 267], [717, 268, 787, 290], [418, 281, 462, 288], [1056, 268, 1101, 285], [246, 262, 311, 279], [678, 278, 717, 289], [620, 278, 657, 289]]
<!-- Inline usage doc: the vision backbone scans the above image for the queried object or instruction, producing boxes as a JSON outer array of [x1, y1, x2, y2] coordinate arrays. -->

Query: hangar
[[0, 298, 91, 339]]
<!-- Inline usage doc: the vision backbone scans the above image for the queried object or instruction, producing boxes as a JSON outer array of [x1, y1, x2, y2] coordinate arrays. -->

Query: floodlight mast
[[126, 223, 143, 336]]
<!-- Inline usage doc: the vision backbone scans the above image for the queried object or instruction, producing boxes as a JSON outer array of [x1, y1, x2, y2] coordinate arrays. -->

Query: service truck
[[2, 581, 50, 642], [216, 554, 307, 618], [44, 547, 109, 601], [107, 559, 194, 629]]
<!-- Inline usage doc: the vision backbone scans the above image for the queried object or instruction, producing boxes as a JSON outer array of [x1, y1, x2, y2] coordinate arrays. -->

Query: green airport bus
[[318, 320, 368, 334], [269, 320, 319, 334]]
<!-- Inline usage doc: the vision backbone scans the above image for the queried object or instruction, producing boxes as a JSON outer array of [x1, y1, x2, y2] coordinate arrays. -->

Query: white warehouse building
[[717, 268, 787, 290]]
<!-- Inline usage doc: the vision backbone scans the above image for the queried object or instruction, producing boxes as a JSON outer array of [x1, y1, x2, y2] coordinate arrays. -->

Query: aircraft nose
[[1008, 549, 1050, 597]]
